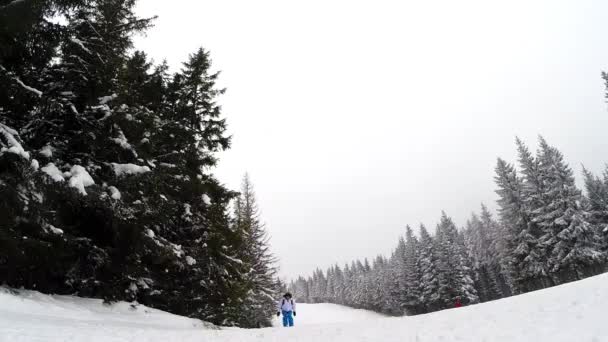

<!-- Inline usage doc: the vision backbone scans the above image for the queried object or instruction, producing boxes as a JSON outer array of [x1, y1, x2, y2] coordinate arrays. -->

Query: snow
[[0, 288, 209, 342], [39, 145, 53, 158], [0, 123, 30, 159], [220, 253, 243, 265], [30, 159, 39, 170], [108, 186, 121, 200], [14, 78, 42, 97], [170, 243, 184, 258], [202, 194, 211, 205], [41, 163, 64, 182], [69, 104, 79, 115], [98, 94, 117, 105], [2, 0, 27, 8], [67, 165, 95, 195], [2, 273, 608, 342], [46, 225, 63, 235], [92, 104, 112, 120], [111, 163, 151, 177], [111, 127, 137, 157], [182, 203, 192, 220], [185, 256, 196, 266], [70, 37, 91, 54], [272, 303, 385, 327]]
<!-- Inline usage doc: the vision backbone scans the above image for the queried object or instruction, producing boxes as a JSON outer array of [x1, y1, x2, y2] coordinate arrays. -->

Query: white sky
[[134, 0, 608, 280]]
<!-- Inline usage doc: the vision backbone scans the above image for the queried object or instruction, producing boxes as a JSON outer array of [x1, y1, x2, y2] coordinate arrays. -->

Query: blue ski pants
[[282, 310, 294, 327]]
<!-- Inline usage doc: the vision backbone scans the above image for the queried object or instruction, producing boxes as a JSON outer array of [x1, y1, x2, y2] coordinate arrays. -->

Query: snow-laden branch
[[69, 37, 92, 55], [220, 253, 244, 265], [0, 65, 43, 97], [0, 0, 27, 10], [14, 78, 43, 97], [0, 122, 30, 159]]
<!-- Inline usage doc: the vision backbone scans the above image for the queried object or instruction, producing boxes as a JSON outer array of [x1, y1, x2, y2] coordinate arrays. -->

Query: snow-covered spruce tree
[[0, 123, 53, 288], [417, 224, 441, 312], [478, 204, 512, 297], [350, 261, 365, 308], [583, 167, 608, 251], [533, 138, 605, 282], [434, 212, 479, 308], [332, 264, 346, 305], [1, 0, 159, 298], [325, 266, 336, 302], [371, 256, 392, 313], [290, 276, 311, 302], [463, 209, 502, 302], [0, 0, 65, 290], [401, 225, 423, 314], [233, 174, 278, 328], [375, 259, 395, 314], [501, 139, 554, 292], [360, 259, 374, 309], [389, 236, 407, 314], [342, 263, 354, 306], [0, 0, 251, 326], [143, 48, 247, 325]]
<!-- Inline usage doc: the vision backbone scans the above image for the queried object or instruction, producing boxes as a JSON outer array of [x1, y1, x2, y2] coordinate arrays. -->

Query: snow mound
[[108, 186, 121, 200], [41, 164, 96, 195], [112, 162, 151, 177], [0, 288, 209, 342], [67, 165, 95, 195], [1, 273, 607, 342], [41, 163, 64, 182], [0, 123, 30, 160], [39, 145, 53, 158]]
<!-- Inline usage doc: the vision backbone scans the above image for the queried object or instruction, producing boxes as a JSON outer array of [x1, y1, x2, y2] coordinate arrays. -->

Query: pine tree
[[434, 212, 479, 308], [583, 166, 608, 250], [233, 174, 278, 327], [496, 152, 548, 293], [333, 264, 345, 305], [534, 138, 605, 282], [1, 0, 162, 301], [0, 0, 251, 326], [390, 236, 407, 314], [479, 204, 511, 297], [325, 266, 336, 302], [402, 225, 423, 314], [463, 208, 502, 301], [290, 276, 310, 303], [369, 256, 387, 312], [418, 224, 440, 312]]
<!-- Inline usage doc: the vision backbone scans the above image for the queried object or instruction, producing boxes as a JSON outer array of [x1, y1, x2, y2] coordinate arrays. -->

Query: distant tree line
[[0, 0, 278, 327], [291, 137, 608, 315]]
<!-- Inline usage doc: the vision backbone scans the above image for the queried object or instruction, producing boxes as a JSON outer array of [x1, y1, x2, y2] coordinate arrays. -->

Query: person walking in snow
[[277, 292, 296, 327]]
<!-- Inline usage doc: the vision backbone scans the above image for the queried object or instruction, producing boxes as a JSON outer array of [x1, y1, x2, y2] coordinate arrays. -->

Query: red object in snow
[[454, 298, 462, 308]]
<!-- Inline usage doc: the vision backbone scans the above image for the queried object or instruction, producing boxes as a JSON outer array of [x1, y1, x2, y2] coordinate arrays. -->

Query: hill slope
[[1, 273, 607, 342]]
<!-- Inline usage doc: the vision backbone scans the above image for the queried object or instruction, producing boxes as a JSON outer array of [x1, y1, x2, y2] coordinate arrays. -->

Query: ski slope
[[1, 273, 607, 342], [271, 303, 386, 327]]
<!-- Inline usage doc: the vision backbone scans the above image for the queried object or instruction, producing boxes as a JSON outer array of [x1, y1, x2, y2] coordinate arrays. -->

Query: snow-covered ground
[[271, 303, 385, 327], [2, 273, 607, 342]]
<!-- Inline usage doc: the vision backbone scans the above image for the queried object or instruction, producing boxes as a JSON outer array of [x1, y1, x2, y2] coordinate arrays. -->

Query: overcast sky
[[134, 0, 608, 280]]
